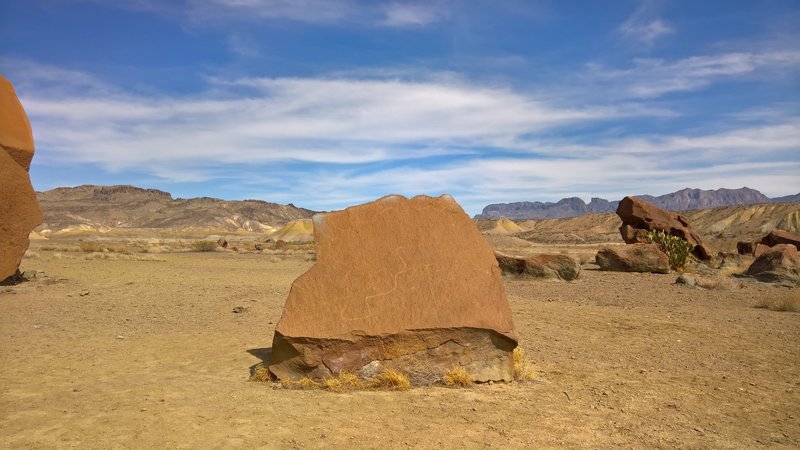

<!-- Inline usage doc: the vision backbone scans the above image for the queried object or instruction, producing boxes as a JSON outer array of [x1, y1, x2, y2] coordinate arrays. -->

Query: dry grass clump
[[755, 295, 800, 312], [23, 250, 40, 259], [79, 242, 106, 252], [513, 347, 536, 382], [274, 369, 411, 392], [370, 370, 411, 391], [82, 252, 165, 262], [281, 378, 323, 390], [249, 365, 272, 383], [323, 373, 366, 392], [442, 366, 473, 387]]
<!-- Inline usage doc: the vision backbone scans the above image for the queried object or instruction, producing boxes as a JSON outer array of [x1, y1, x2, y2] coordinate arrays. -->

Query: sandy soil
[[2, 242, 799, 449]]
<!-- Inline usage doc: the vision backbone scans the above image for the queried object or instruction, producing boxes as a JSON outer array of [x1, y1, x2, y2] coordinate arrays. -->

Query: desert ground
[[1, 237, 799, 449]]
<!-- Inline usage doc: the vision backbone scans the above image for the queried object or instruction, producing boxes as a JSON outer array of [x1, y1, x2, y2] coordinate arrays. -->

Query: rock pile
[[268, 195, 518, 384], [616, 196, 711, 260], [744, 244, 800, 285], [0, 76, 43, 283], [738, 229, 800, 256]]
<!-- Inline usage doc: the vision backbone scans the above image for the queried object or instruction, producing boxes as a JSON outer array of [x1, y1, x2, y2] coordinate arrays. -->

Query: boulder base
[[268, 194, 518, 383], [596, 244, 670, 274], [270, 328, 516, 384]]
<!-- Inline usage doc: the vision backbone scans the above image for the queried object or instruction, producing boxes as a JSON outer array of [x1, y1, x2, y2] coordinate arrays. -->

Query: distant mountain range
[[36, 185, 316, 233], [477, 187, 800, 220]]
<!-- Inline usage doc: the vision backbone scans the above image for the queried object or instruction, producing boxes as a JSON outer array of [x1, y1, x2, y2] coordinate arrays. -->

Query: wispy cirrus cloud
[[618, 0, 674, 48], [587, 50, 800, 98], [382, 2, 446, 27]]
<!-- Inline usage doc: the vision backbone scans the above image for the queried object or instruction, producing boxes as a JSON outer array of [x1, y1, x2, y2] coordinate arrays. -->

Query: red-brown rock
[[268, 195, 518, 384], [745, 244, 799, 285], [495, 251, 580, 281], [217, 237, 228, 248], [760, 230, 800, 249], [0, 76, 43, 282], [754, 243, 771, 258], [616, 196, 710, 260], [595, 244, 670, 274]]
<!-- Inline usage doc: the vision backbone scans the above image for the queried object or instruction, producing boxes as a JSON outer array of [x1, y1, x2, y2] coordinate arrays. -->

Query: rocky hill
[[482, 202, 800, 249], [36, 185, 316, 234], [477, 187, 798, 219]]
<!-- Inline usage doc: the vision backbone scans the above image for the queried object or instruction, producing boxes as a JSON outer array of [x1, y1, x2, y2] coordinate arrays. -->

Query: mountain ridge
[[36, 184, 316, 233], [477, 187, 799, 220]]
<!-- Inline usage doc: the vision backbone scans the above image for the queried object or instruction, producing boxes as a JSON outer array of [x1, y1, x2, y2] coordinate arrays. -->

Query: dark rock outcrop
[[595, 244, 670, 274], [0, 76, 43, 283], [760, 230, 800, 249], [268, 195, 518, 384]]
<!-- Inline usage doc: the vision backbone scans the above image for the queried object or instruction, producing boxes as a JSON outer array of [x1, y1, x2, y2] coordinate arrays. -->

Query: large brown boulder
[[595, 244, 670, 274], [616, 196, 711, 260], [745, 244, 799, 285], [268, 195, 518, 384], [0, 76, 43, 283], [760, 230, 800, 249], [495, 251, 580, 281]]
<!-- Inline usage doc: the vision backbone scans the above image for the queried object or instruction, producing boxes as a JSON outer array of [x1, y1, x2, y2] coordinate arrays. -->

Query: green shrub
[[646, 230, 693, 270], [192, 240, 217, 252]]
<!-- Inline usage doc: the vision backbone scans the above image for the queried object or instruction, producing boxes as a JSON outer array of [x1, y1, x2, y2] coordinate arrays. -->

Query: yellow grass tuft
[[513, 347, 536, 382], [370, 370, 411, 391], [323, 372, 366, 392], [249, 365, 272, 383], [442, 366, 473, 387], [281, 377, 322, 390]]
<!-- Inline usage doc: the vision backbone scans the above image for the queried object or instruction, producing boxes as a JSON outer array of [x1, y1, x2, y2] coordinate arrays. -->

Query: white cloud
[[588, 50, 800, 98], [382, 3, 444, 27], [619, 1, 674, 48]]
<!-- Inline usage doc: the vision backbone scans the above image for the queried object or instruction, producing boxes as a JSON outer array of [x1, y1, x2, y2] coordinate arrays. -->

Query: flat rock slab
[[0, 76, 42, 282], [596, 244, 670, 274], [269, 194, 518, 383], [495, 251, 581, 281]]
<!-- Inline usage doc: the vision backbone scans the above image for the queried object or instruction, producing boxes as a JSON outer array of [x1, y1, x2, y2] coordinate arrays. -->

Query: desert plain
[[1, 232, 798, 449]]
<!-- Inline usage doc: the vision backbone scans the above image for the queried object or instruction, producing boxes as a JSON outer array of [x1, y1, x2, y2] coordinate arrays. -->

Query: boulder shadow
[[246, 347, 272, 377]]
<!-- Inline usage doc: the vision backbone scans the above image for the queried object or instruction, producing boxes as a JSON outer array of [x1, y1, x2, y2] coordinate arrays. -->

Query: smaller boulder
[[217, 237, 228, 248], [745, 244, 799, 285], [495, 251, 580, 281], [675, 274, 696, 287], [274, 240, 288, 251], [596, 244, 670, 274], [760, 230, 800, 249]]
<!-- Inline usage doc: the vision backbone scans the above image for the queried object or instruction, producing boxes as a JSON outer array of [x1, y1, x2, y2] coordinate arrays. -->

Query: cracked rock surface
[[268, 194, 518, 383], [0, 76, 42, 282]]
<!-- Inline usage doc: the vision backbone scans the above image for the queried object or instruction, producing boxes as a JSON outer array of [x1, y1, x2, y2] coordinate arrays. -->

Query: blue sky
[[1, 0, 798, 214]]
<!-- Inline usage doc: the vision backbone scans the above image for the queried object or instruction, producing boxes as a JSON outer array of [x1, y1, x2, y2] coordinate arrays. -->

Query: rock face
[[0, 76, 43, 282], [595, 244, 670, 274], [745, 244, 800, 285], [268, 195, 518, 384], [760, 230, 800, 249], [495, 251, 580, 281], [616, 196, 711, 260]]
